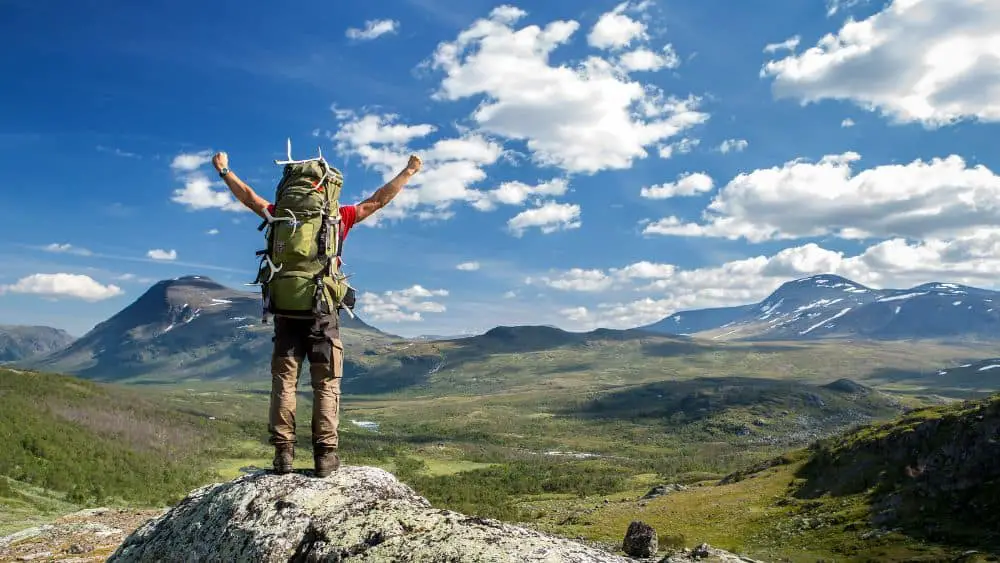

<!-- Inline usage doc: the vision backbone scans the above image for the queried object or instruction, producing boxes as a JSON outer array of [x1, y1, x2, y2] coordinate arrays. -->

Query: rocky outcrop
[[107, 466, 763, 562]]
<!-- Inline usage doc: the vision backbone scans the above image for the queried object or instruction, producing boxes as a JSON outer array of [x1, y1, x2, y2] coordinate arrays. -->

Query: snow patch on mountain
[[800, 307, 852, 335], [647, 273, 1000, 341], [877, 292, 927, 303]]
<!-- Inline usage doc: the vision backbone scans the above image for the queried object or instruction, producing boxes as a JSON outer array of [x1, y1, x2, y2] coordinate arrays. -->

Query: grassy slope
[[0, 477, 80, 535], [0, 367, 262, 533], [795, 394, 1000, 549], [525, 394, 1000, 562], [522, 455, 965, 562]]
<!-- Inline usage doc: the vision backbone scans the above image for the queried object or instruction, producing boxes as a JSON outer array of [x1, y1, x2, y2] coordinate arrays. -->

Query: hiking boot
[[273, 444, 294, 474], [314, 447, 340, 478]]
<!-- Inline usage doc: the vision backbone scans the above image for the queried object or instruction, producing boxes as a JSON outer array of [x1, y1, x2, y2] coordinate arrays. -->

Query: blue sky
[[3, 0, 1000, 337]]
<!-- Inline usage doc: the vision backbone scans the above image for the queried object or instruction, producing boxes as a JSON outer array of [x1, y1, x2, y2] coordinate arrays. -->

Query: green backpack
[[252, 139, 355, 322]]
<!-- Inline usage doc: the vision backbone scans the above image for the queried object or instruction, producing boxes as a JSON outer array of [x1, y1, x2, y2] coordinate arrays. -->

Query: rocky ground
[[0, 507, 163, 562], [0, 466, 764, 562]]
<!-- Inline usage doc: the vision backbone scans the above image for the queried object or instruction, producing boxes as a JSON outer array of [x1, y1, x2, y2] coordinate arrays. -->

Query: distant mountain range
[[642, 274, 1000, 341], [0, 325, 76, 362], [13, 276, 704, 388], [12, 273, 1000, 385], [20, 276, 393, 381]]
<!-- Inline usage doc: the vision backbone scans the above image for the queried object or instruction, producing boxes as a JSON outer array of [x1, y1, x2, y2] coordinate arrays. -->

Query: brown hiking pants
[[268, 314, 343, 450]]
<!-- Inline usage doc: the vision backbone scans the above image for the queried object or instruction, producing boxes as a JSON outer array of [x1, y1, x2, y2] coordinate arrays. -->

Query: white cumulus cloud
[[618, 45, 680, 72], [643, 151, 1000, 243], [533, 268, 614, 292], [718, 138, 748, 154], [471, 178, 569, 211], [170, 150, 213, 172], [507, 201, 582, 237], [456, 261, 481, 271], [640, 172, 714, 199], [171, 175, 246, 212], [346, 19, 399, 41], [147, 249, 178, 261], [0, 273, 123, 302], [428, 5, 709, 174], [358, 284, 448, 323], [762, 0, 1000, 127], [588, 1, 648, 50], [658, 137, 700, 159], [531, 260, 677, 293]]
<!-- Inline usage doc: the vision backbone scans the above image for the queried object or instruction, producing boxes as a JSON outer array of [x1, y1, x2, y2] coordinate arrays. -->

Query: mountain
[[21, 276, 396, 382], [643, 274, 1000, 341], [0, 325, 75, 362], [640, 304, 755, 335]]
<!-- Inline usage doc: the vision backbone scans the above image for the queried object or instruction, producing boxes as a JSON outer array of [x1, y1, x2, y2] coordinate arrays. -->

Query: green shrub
[[0, 369, 243, 506]]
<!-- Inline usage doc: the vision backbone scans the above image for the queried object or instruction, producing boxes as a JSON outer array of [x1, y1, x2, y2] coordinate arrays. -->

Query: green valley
[[5, 318, 1000, 561]]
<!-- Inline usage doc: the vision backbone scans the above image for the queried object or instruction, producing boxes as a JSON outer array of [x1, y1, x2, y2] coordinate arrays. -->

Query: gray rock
[[622, 521, 657, 557], [107, 466, 764, 563], [109, 466, 635, 562], [641, 484, 688, 500]]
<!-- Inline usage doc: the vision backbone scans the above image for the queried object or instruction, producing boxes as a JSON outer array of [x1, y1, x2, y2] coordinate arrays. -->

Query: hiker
[[212, 146, 422, 477]]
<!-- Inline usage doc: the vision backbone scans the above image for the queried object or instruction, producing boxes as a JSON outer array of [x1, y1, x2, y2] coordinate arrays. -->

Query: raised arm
[[212, 152, 271, 219], [355, 155, 422, 223]]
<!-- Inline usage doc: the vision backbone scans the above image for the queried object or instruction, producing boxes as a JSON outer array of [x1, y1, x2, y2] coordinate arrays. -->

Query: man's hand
[[405, 154, 422, 175], [356, 154, 423, 223], [212, 152, 229, 173], [212, 150, 270, 218]]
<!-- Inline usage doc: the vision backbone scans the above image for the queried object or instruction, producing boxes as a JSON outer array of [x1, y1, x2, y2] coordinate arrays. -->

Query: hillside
[[571, 376, 907, 447], [0, 366, 254, 534], [0, 325, 75, 362], [794, 392, 1000, 549], [21, 276, 397, 383], [644, 274, 1000, 341]]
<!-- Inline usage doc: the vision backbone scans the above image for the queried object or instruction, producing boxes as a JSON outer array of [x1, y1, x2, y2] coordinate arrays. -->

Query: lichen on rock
[[108, 466, 635, 562]]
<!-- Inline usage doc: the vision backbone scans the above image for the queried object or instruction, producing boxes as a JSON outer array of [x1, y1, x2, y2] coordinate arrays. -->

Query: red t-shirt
[[266, 204, 357, 263]]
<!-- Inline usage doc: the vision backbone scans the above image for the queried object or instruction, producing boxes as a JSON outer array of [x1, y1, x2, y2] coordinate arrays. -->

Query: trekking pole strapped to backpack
[[251, 138, 356, 323]]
